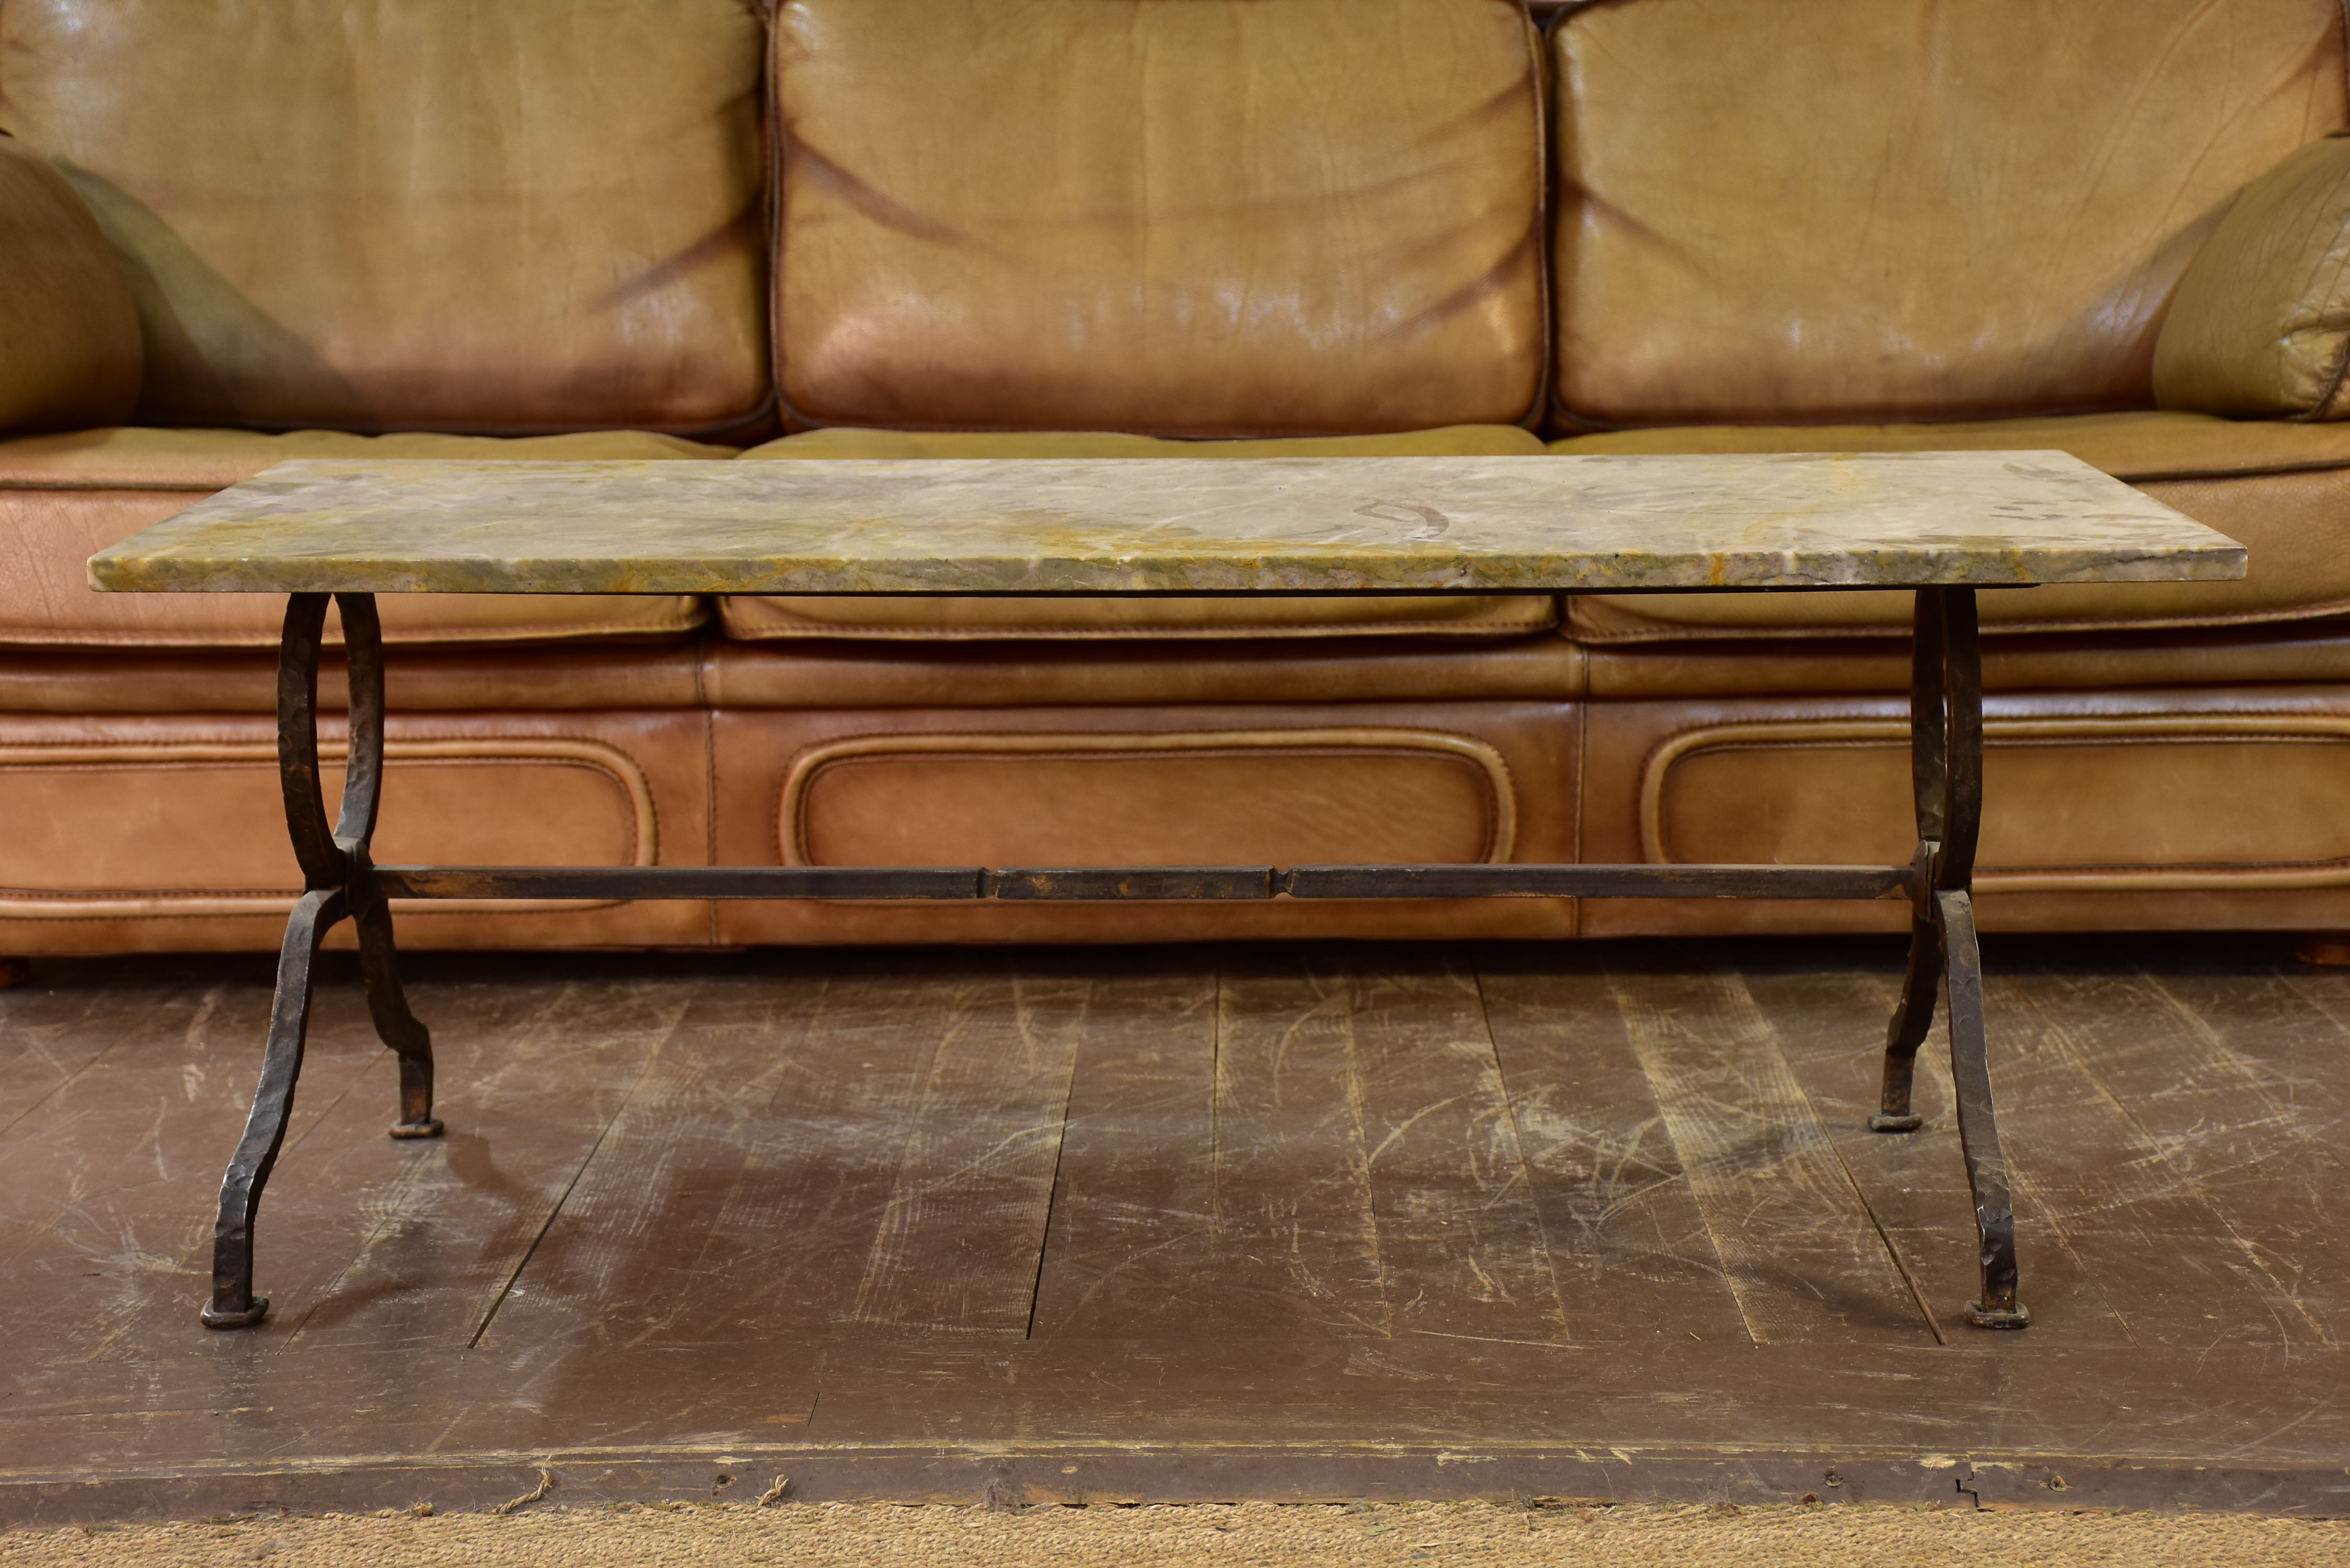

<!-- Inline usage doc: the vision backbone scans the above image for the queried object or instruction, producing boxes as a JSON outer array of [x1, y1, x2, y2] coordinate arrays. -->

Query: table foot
[[354, 884, 440, 1138], [1965, 1300, 2032, 1330], [206, 885, 344, 1330], [201, 1297, 270, 1330], [1873, 901, 1940, 1131]]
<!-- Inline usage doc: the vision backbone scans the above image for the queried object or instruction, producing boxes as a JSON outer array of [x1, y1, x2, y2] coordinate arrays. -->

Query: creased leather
[[730, 425, 1557, 638], [0, 0, 770, 434], [1550, 414, 2350, 638], [2156, 135, 2350, 418], [0, 136, 140, 432], [1551, 0, 2349, 424], [773, 0, 1547, 436], [0, 428, 727, 646]]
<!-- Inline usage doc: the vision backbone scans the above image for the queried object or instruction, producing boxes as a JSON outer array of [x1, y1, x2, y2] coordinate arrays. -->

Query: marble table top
[[87, 454, 2244, 596]]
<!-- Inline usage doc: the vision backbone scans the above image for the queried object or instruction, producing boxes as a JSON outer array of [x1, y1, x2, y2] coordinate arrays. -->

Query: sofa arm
[[0, 136, 141, 431], [2155, 134, 2350, 420]]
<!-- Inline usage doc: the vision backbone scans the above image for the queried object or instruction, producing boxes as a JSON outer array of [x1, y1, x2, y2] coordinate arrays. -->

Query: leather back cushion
[[0, 0, 769, 435], [773, 0, 1547, 436], [1551, 0, 2349, 426]]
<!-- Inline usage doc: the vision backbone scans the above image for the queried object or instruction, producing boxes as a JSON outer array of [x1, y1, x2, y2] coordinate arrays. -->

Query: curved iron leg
[[205, 886, 347, 1327], [1940, 889, 2026, 1328], [205, 593, 437, 1327], [354, 872, 440, 1138], [332, 593, 440, 1139], [1874, 590, 1949, 1132], [1929, 590, 2025, 1327], [1873, 933, 1938, 1132]]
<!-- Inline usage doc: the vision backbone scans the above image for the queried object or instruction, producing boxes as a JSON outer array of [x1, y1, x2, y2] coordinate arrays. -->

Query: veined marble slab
[[88, 454, 2244, 596]]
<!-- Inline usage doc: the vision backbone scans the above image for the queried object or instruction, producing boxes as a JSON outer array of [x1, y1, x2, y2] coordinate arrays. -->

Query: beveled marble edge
[[88, 453, 2249, 595]]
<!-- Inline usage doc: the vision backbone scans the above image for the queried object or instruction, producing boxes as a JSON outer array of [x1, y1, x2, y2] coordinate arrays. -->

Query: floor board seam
[[1023, 983, 1089, 1342], [1468, 959, 1574, 1342], [1786, 1024, 1948, 1347], [463, 1024, 676, 1351]]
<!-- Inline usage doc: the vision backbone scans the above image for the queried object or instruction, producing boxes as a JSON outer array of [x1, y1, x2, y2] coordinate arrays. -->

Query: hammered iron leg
[[332, 594, 441, 1138], [1940, 887, 2025, 1327], [1869, 588, 2025, 1327], [1873, 590, 1948, 1133], [203, 593, 435, 1328], [204, 887, 347, 1327]]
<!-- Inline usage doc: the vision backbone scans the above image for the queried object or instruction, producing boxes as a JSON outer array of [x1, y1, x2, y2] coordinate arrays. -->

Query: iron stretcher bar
[[372, 863, 1917, 902]]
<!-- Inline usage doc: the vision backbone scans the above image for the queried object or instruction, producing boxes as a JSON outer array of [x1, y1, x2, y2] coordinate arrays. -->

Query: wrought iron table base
[[205, 587, 2025, 1331]]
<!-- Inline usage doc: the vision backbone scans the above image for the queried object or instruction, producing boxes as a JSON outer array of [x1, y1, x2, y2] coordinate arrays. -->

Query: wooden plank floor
[[5, 933, 2349, 1523]]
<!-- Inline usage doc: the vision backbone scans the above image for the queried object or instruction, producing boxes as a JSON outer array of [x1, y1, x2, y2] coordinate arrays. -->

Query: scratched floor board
[[1471, 953, 1749, 1343], [1734, 962, 2134, 1343], [480, 950, 1093, 1346], [828, 954, 1100, 1334], [4, 933, 2348, 1516], [2123, 965, 2350, 1331], [1023, 951, 1223, 1341], [279, 968, 699, 1352], [0, 958, 392, 1373], [2006, 964, 2350, 1343], [1203, 949, 1566, 1344], [0, 965, 693, 1398], [1592, 962, 1931, 1343], [1974, 965, 2333, 1351], [0, 961, 227, 1145]]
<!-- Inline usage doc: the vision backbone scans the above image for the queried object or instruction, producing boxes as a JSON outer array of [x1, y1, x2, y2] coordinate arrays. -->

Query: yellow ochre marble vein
[[87, 454, 2245, 596]]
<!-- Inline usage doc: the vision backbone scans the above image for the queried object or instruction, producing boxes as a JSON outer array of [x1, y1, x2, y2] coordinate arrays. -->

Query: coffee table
[[88, 452, 2245, 1336]]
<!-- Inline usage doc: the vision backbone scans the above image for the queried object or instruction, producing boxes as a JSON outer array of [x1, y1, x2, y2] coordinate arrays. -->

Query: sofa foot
[[2296, 933, 2350, 968], [0, 957, 26, 989]]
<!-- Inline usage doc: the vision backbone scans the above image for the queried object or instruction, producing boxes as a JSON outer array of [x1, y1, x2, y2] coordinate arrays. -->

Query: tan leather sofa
[[4, 0, 2350, 955]]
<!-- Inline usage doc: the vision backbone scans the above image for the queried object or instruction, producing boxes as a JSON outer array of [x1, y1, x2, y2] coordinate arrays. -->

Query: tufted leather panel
[[1551, 0, 2348, 425], [0, 0, 770, 434], [0, 708, 713, 951], [708, 702, 1579, 943], [1579, 688, 2350, 936], [771, 0, 1547, 437]]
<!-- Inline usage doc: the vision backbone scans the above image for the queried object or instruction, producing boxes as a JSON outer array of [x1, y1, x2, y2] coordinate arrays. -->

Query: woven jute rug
[[6, 1501, 2348, 1567]]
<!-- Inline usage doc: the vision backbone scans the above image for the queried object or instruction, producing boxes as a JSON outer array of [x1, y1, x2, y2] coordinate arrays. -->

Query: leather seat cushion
[[771, 0, 1546, 436], [0, 428, 730, 648], [726, 426, 1560, 640], [1550, 413, 2350, 640], [1550, 0, 2348, 425], [0, 0, 770, 436]]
